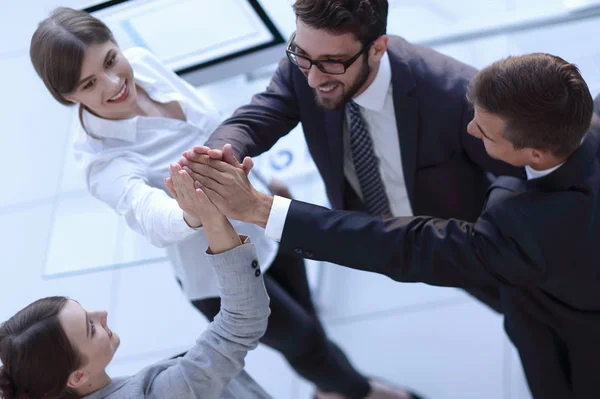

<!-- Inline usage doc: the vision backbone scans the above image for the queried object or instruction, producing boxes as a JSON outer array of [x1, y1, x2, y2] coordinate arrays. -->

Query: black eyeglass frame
[[285, 31, 373, 75]]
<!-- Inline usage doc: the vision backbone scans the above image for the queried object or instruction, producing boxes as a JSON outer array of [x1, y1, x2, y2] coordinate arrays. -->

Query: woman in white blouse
[[29, 7, 375, 399]]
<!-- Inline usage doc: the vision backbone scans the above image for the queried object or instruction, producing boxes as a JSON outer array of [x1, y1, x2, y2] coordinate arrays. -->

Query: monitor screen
[[84, 0, 285, 84]]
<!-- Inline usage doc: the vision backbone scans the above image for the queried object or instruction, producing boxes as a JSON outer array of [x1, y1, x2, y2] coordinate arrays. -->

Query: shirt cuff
[[169, 207, 201, 238], [264, 195, 292, 242]]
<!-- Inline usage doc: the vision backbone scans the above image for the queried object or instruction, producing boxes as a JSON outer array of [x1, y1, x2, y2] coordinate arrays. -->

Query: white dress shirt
[[265, 51, 412, 241], [525, 163, 563, 180], [74, 47, 277, 300]]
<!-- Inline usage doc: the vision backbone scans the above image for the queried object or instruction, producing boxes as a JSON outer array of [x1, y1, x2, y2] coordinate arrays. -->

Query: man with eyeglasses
[[180, 0, 521, 397]]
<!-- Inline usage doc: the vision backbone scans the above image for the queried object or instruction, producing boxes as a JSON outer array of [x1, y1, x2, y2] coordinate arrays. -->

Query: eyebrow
[[476, 122, 496, 142], [85, 312, 90, 338], [293, 43, 350, 59], [76, 49, 115, 88]]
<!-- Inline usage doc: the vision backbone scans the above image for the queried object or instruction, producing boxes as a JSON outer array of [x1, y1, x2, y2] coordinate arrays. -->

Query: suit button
[[294, 248, 303, 255], [254, 269, 261, 277], [251, 260, 258, 269], [305, 250, 314, 258]]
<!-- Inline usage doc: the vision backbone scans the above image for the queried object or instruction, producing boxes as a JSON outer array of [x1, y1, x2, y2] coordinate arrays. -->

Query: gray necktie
[[347, 100, 391, 216]]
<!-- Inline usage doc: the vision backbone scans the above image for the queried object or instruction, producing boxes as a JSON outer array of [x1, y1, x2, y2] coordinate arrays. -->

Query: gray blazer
[[84, 240, 272, 399]]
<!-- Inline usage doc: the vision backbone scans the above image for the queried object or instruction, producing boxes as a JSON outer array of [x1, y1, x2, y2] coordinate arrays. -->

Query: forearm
[[279, 200, 507, 287], [205, 58, 300, 159], [149, 241, 269, 394], [203, 216, 242, 254]]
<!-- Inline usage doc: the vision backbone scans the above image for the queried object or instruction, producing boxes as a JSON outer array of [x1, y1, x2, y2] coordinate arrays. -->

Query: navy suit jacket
[[278, 112, 600, 399], [206, 35, 520, 222]]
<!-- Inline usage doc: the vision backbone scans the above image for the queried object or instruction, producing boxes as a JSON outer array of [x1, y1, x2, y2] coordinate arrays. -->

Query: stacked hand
[[164, 162, 241, 253], [176, 144, 274, 228]]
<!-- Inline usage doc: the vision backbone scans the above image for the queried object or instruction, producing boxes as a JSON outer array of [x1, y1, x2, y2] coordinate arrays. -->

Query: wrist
[[202, 214, 230, 234], [183, 212, 202, 228], [249, 192, 274, 228]]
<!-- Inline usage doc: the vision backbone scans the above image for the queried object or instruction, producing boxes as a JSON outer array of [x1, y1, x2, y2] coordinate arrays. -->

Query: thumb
[[222, 144, 243, 168], [242, 156, 254, 174]]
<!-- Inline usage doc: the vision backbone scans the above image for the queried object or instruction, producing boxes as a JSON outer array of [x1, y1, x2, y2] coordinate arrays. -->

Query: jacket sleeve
[[147, 240, 270, 398], [279, 199, 547, 288], [204, 57, 301, 161]]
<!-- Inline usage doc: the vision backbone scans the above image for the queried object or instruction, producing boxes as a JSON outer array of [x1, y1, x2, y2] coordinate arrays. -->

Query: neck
[[133, 85, 153, 117], [528, 153, 571, 171], [76, 371, 111, 396]]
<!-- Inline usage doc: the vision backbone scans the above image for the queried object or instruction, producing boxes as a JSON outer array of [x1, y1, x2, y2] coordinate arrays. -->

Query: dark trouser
[[192, 251, 371, 399]]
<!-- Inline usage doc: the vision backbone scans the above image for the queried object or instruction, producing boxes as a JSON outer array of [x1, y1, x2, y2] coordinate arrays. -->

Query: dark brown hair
[[467, 53, 593, 157], [292, 0, 388, 45], [30, 7, 116, 137], [0, 297, 84, 399]]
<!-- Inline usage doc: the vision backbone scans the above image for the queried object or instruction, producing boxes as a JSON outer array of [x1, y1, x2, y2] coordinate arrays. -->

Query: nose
[[306, 66, 329, 89], [101, 310, 108, 326], [467, 120, 480, 139], [103, 71, 121, 92], [91, 310, 108, 326]]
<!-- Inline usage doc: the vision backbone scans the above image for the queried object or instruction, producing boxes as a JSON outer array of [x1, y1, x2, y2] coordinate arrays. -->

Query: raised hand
[[179, 144, 254, 175], [175, 150, 271, 227], [164, 163, 241, 253], [164, 163, 222, 226]]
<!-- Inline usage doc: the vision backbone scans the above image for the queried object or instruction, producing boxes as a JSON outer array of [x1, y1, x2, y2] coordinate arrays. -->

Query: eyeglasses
[[285, 32, 372, 75]]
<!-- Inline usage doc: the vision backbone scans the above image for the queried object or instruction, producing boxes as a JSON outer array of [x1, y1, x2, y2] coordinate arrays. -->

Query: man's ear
[[66, 369, 88, 390], [528, 148, 550, 166], [369, 35, 389, 62]]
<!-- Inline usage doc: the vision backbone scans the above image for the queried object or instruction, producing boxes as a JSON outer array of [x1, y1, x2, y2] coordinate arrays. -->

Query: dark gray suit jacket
[[206, 35, 520, 222]]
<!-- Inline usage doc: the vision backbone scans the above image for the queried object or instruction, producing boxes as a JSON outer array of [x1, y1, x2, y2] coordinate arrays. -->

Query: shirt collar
[[82, 108, 139, 143], [524, 135, 587, 180], [353, 51, 391, 112], [524, 162, 564, 180]]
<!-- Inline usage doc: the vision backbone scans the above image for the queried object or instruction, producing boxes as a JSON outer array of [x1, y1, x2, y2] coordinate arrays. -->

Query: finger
[[178, 168, 197, 187], [194, 186, 213, 206], [193, 172, 224, 193], [242, 156, 254, 174], [182, 165, 217, 185], [183, 150, 212, 164], [200, 183, 227, 207], [170, 164, 192, 201], [192, 145, 211, 155], [207, 149, 223, 160], [164, 177, 177, 198], [222, 144, 242, 168]]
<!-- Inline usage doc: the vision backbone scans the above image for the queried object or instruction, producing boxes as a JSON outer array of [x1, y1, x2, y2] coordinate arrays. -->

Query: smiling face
[[59, 300, 120, 390], [66, 41, 138, 120], [292, 21, 384, 110]]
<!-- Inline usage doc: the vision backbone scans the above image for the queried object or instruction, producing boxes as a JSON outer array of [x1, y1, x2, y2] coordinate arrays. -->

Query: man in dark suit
[[202, 0, 517, 221], [178, 53, 599, 398], [194, 0, 519, 313]]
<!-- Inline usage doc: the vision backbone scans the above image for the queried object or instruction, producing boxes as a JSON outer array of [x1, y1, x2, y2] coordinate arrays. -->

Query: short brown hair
[[0, 297, 84, 399], [30, 7, 116, 105], [292, 0, 388, 45], [467, 53, 593, 157]]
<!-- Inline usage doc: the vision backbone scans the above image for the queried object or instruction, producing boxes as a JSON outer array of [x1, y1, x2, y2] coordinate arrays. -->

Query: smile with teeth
[[108, 82, 127, 101], [318, 83, 338, 93]]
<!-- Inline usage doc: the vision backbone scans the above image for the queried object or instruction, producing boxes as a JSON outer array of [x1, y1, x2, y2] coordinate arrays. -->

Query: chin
[[314, 94, 345, 111]]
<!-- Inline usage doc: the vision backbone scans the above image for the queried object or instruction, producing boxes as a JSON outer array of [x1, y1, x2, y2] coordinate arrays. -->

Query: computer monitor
[[84, 0, 286, 86]]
